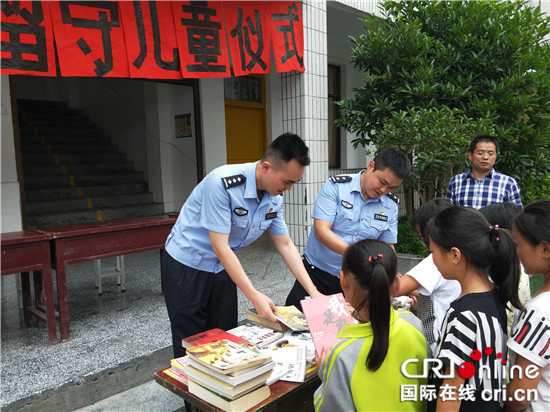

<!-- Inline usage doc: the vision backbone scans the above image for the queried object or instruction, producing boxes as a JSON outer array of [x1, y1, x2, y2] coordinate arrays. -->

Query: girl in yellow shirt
[[314, 239, 429, 411]]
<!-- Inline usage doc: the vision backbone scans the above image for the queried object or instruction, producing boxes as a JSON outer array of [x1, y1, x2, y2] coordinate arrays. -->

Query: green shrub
[[395, 215, 429, 257], [338, 0, 550, 203]]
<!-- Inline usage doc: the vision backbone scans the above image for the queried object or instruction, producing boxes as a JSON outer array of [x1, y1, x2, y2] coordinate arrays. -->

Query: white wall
[[199, 78, 226, 174], [266, 71, 284, 143], [1, 76, 23, 232], [153, 82, 197, 212]]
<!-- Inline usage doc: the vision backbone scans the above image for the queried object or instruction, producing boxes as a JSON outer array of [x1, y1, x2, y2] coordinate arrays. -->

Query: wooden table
[[1, 230, 57, 345], [154, 368, 320, 412], [40, 214, 178, 341]]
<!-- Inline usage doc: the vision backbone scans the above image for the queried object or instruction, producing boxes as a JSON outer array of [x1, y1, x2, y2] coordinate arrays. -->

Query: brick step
[[20, 134, 112, 146], [24, 172, 145, 189], [23, 161, 136, 177], [25, 203, 166, 229], [21, 143, 119, 154], [19, 125, 103, 137], [17, 99, 69, 112], [24, 183, 150, 201], [26, 192, 156, 214], [20, 118, 96, 129], [19, 111, 88, 123], [18, 98, 162, 229], [22, 152, 128, 165]]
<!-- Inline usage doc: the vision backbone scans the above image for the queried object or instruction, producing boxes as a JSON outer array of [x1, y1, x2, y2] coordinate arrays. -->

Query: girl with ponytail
[[426, 206, 523, 412], [313, 239, 428, 412]]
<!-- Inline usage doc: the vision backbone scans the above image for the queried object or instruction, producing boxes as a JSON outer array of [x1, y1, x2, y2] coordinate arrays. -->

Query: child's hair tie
[[368, 254, 384, 268], [489, 225, 500, 242]]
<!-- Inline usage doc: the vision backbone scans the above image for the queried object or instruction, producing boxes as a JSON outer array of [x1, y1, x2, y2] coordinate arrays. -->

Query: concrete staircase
[[18, 99, 165, 229]]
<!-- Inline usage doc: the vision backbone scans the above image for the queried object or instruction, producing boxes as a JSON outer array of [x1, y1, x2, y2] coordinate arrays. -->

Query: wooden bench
[[1, 230, 57, 345], [40, 214, 178, 341]]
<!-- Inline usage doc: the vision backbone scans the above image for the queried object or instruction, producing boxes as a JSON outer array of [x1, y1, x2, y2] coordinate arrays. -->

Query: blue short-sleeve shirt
[[165, 162, 287, 273], [304, 171, 399, 277]]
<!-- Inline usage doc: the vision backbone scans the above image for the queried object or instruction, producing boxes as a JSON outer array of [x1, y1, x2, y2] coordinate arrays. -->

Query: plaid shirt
[[446, 168, 523, 209]]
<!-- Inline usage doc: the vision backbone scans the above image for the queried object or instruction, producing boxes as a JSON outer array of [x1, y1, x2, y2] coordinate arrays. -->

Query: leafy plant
[[395, 216, 429, 257], [337, 1, 550, 204], [375, 108, 493, 214]]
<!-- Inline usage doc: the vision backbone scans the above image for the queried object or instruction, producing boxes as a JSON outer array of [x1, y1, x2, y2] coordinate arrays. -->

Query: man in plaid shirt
[[446, 135, 523, 209]]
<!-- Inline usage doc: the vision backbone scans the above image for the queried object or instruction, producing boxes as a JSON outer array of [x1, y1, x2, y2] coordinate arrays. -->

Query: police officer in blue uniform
[[285, 148, 412, 308], [163, 133, 322, 358]]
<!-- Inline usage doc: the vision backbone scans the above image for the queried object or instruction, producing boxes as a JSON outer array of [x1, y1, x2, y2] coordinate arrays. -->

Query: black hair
[[513, 199, 550, 246], [341, 239, 397, 372], [411, 198, 453, 247], [426, 207, 522, 310], [479, 202, 521, 230], [262, 132, 310, 166], [373, 148, 412, 180], [468, 135, 500, 154]]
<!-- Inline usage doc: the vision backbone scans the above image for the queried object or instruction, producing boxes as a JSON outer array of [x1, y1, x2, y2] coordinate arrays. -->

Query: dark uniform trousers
[[285, 257, 344, 310], [161, 252, 238, 359]]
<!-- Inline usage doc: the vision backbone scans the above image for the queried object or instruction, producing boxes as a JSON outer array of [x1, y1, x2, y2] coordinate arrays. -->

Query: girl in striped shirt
[[426, 206, 523, 411]]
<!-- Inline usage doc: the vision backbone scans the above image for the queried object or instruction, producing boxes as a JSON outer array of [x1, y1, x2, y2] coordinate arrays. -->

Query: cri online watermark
[[399, 347, 539, 403]]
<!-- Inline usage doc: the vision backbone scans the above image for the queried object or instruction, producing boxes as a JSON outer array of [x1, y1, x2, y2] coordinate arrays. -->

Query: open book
[[300, 293, 353, 356]]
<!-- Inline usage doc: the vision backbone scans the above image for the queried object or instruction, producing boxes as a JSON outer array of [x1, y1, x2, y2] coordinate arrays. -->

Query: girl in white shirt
[[394, 198, 461, 354], [506, 199, 550, 412]]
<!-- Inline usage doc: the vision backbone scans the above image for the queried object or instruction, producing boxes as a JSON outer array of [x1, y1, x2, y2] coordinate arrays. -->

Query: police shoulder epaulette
[[329, 175, 352, 183], [221, 174, 246, 189], [386, 193, 399, 204]]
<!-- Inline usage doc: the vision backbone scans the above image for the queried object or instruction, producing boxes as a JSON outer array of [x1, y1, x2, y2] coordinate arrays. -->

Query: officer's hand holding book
[[249, 290, 279, 323]]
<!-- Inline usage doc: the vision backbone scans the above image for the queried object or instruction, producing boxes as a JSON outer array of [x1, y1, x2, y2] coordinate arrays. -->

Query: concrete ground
[[1, 233, 297, 411]]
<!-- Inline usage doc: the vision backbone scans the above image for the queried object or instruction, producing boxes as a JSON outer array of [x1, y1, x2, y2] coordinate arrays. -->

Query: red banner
[[172, 1, 230, 78], [266, 1, 304, 73], [0, 1, 56, 76], [50, 1, 129, 77], [1, 0, 305, 78], [224, 1, 271, 77], [119, 1, 182, 79]]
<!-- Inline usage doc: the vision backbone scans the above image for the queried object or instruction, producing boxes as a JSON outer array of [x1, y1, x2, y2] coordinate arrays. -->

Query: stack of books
[[181, 339, 274, 411], [162, 298, 354, 408]]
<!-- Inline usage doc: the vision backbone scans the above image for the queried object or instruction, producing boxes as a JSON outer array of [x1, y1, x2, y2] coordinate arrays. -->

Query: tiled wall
[[281, 0, 329, 253], [334, 0, 382, 16], [280, 0, 405, 252]]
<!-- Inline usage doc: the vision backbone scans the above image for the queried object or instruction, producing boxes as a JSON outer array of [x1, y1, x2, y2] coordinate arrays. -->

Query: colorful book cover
[[164, 366, 188, 386], [186, 340, 271, 374], [300, 293, 354, 356], [182, 328, 246, 349], [274, 305, 308, 331], [227, 323, 283, 348], [171, 356, 189, 375]]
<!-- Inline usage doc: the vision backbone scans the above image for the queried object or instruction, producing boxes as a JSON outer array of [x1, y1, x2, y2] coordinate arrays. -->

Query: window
[[224, 76, 263, 103]]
